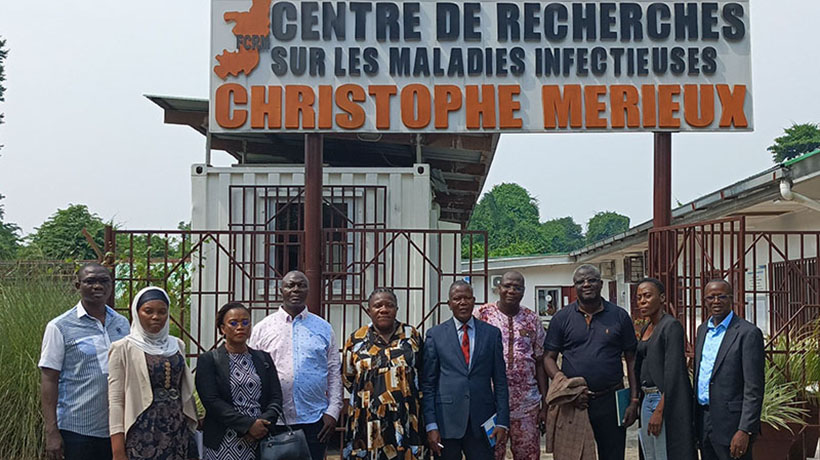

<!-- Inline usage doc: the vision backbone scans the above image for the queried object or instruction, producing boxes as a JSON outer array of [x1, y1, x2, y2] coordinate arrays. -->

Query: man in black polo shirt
[[543, 264, 640, 460]]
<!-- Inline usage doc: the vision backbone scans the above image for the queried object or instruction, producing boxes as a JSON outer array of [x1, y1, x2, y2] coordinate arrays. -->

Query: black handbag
[[259, 406, 311, 460]]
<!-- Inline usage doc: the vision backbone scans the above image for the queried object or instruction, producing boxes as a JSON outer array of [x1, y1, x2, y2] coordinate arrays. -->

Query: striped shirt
[[39, 302, 130, 438]]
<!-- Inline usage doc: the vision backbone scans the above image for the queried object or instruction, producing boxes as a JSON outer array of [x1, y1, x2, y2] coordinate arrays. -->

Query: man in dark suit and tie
[[694, 279, 764, 460], [423, 280, 510, 460]]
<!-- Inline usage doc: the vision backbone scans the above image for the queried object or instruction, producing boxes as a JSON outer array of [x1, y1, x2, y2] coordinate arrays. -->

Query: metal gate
[[105, 225, 487, 357], [648, 216, 820, 379], [648, 217, 746, 354]]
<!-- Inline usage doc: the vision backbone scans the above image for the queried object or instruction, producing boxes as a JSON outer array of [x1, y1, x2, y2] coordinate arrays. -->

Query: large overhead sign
[[210, 0, 752, 133]]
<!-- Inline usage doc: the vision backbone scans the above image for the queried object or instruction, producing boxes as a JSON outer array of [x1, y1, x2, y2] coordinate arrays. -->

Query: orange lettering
[[335, 84, 366, 130], [542, 85, 581, 129], [434, 85, 463, 129], [658, 85, 681, 128], [610, 85, 640, 129], [215, 83, 248, 129], [584, 85, 607, 129], [318, 86, 332, 129], [401, 84, 431, 129], [498, 85, 522, 129], [684, 84, 715, 128], [716, 84, 748, 128], [285, 85, 315, 129], [465, 85, 496, 129], [368, 85, 398, 130], [641, 85, 656, 128], [250, 86, 281, 129]]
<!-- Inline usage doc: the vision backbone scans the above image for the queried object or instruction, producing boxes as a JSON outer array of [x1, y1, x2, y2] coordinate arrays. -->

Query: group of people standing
[[39, 262, 764, 460]]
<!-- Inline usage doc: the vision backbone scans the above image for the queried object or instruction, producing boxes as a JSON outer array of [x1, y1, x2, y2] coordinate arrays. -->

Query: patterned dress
[[342, 322, 425, 460], [125, 353, 197, 460], [203, 352, 263, 460]]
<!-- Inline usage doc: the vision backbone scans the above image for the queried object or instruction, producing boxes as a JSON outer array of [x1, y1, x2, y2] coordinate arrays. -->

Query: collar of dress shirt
[[453, 316, 475, 330], [708, 310, 734, 331], [277, 305, 310, 322]]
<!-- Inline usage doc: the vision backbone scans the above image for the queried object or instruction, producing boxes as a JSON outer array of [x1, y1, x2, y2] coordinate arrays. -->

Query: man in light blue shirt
[[697, 310, 735, 405], [39, 263, 130, 460], [248, 270, 343, 460], [694, 279, 764, 460]]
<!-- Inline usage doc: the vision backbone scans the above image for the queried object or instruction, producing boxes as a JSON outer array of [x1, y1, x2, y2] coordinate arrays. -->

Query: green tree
[[24, 204, 106, 260], [542, 216, 585, 253], [466, 183, 548, 257], [586, 211, 630, 245], [0, 36, 6, 129], [0, 194, 20, 259], [0, 40, 17, 259], [768, 123, 820, 163]]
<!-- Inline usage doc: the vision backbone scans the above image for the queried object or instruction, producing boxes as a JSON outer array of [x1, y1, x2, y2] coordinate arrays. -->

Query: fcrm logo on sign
[[214, 0, 272, 79], [210, 0, 753, 134]]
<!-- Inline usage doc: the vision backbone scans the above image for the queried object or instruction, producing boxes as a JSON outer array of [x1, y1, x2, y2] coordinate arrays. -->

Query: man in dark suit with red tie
[[422, 280, 510, 460]]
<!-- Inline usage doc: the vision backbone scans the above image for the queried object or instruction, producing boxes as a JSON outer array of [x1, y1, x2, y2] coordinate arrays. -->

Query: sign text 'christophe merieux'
[[210, 1, 753, 133]]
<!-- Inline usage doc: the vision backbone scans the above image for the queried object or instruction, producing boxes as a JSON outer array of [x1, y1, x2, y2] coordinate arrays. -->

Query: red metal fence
[[106, 226, 487, 357], [648, 217, 820, 378]]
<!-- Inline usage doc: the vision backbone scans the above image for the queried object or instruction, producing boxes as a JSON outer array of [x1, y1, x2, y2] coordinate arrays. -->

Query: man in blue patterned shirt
[[39, 263, 130, 460]]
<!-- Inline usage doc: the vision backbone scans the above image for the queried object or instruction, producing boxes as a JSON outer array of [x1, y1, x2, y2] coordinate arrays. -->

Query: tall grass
[[0, 277, 77, 459]]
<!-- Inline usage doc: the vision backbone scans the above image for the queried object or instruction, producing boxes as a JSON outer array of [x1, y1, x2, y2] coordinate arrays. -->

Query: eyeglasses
[[226, 319, 251, 328], [574, 278, 601, 286], [705, 295, 732, 302]]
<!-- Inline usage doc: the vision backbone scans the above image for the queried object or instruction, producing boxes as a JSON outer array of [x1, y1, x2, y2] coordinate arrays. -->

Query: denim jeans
[[639, 392, 667, 460]]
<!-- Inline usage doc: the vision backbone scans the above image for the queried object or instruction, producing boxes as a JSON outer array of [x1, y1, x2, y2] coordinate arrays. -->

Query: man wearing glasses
[[39, 263, 130, 460], [543, 264, 640, 460], [694, 279, 764, 460], [474, 271, 548, 460]]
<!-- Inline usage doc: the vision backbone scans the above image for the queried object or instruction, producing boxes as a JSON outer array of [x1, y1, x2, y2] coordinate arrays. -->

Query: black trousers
[[60, 430, 112, 460], [698, 407, 753, 460], [588, 393, 627, 460], [438, 418, 494, 460], [275, 418, 328, 460]]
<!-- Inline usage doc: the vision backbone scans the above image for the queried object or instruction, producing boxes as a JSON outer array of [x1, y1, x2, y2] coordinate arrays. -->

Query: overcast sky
[[1, 1, 818, 235]]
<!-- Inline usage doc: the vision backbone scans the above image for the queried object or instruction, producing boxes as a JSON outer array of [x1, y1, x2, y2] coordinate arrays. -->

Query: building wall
[[191, 163, 436, 230], [188, 163, 459, 351]]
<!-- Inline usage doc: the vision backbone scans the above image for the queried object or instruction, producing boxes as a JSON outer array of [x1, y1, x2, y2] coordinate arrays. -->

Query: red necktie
[[461, 323, 470, 366]]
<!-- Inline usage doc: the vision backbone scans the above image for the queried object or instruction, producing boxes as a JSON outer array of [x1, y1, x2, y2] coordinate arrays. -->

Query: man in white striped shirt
[[39, 263, 130, 460]]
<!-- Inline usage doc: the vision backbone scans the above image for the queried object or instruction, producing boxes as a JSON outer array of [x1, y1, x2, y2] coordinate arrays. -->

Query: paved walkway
[[325, 424, 641, 459]]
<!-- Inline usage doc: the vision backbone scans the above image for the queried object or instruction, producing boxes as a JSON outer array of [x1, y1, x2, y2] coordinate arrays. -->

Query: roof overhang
[[147, 95, 498, 225], [571, 151, 820, 261]]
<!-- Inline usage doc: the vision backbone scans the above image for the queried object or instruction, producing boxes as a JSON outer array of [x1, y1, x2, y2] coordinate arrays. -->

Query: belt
[[700, 404, 710, 412], [641, 386, 660, 394], [589, 382, 625, 400], [152, 387, 180, 401]]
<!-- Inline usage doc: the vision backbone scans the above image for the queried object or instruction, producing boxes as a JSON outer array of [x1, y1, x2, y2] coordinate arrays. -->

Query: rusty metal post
[[653, 133, 672, 228], [103, 225, 117, 309], [653, 132, 674, 312], [304, 134, 323, 316]]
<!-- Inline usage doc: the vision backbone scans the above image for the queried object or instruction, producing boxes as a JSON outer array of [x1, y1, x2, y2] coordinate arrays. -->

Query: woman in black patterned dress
[[342, 289, 426, 460], [196, 302, 283, 460], [108, 287, 199, 460]]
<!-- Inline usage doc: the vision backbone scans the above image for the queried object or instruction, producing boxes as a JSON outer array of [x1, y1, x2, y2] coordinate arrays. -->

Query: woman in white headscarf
[[108, 287, 198, 460]]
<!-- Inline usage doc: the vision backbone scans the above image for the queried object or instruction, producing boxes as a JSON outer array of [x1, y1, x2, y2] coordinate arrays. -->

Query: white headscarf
[[126, 286, 181, 357]]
